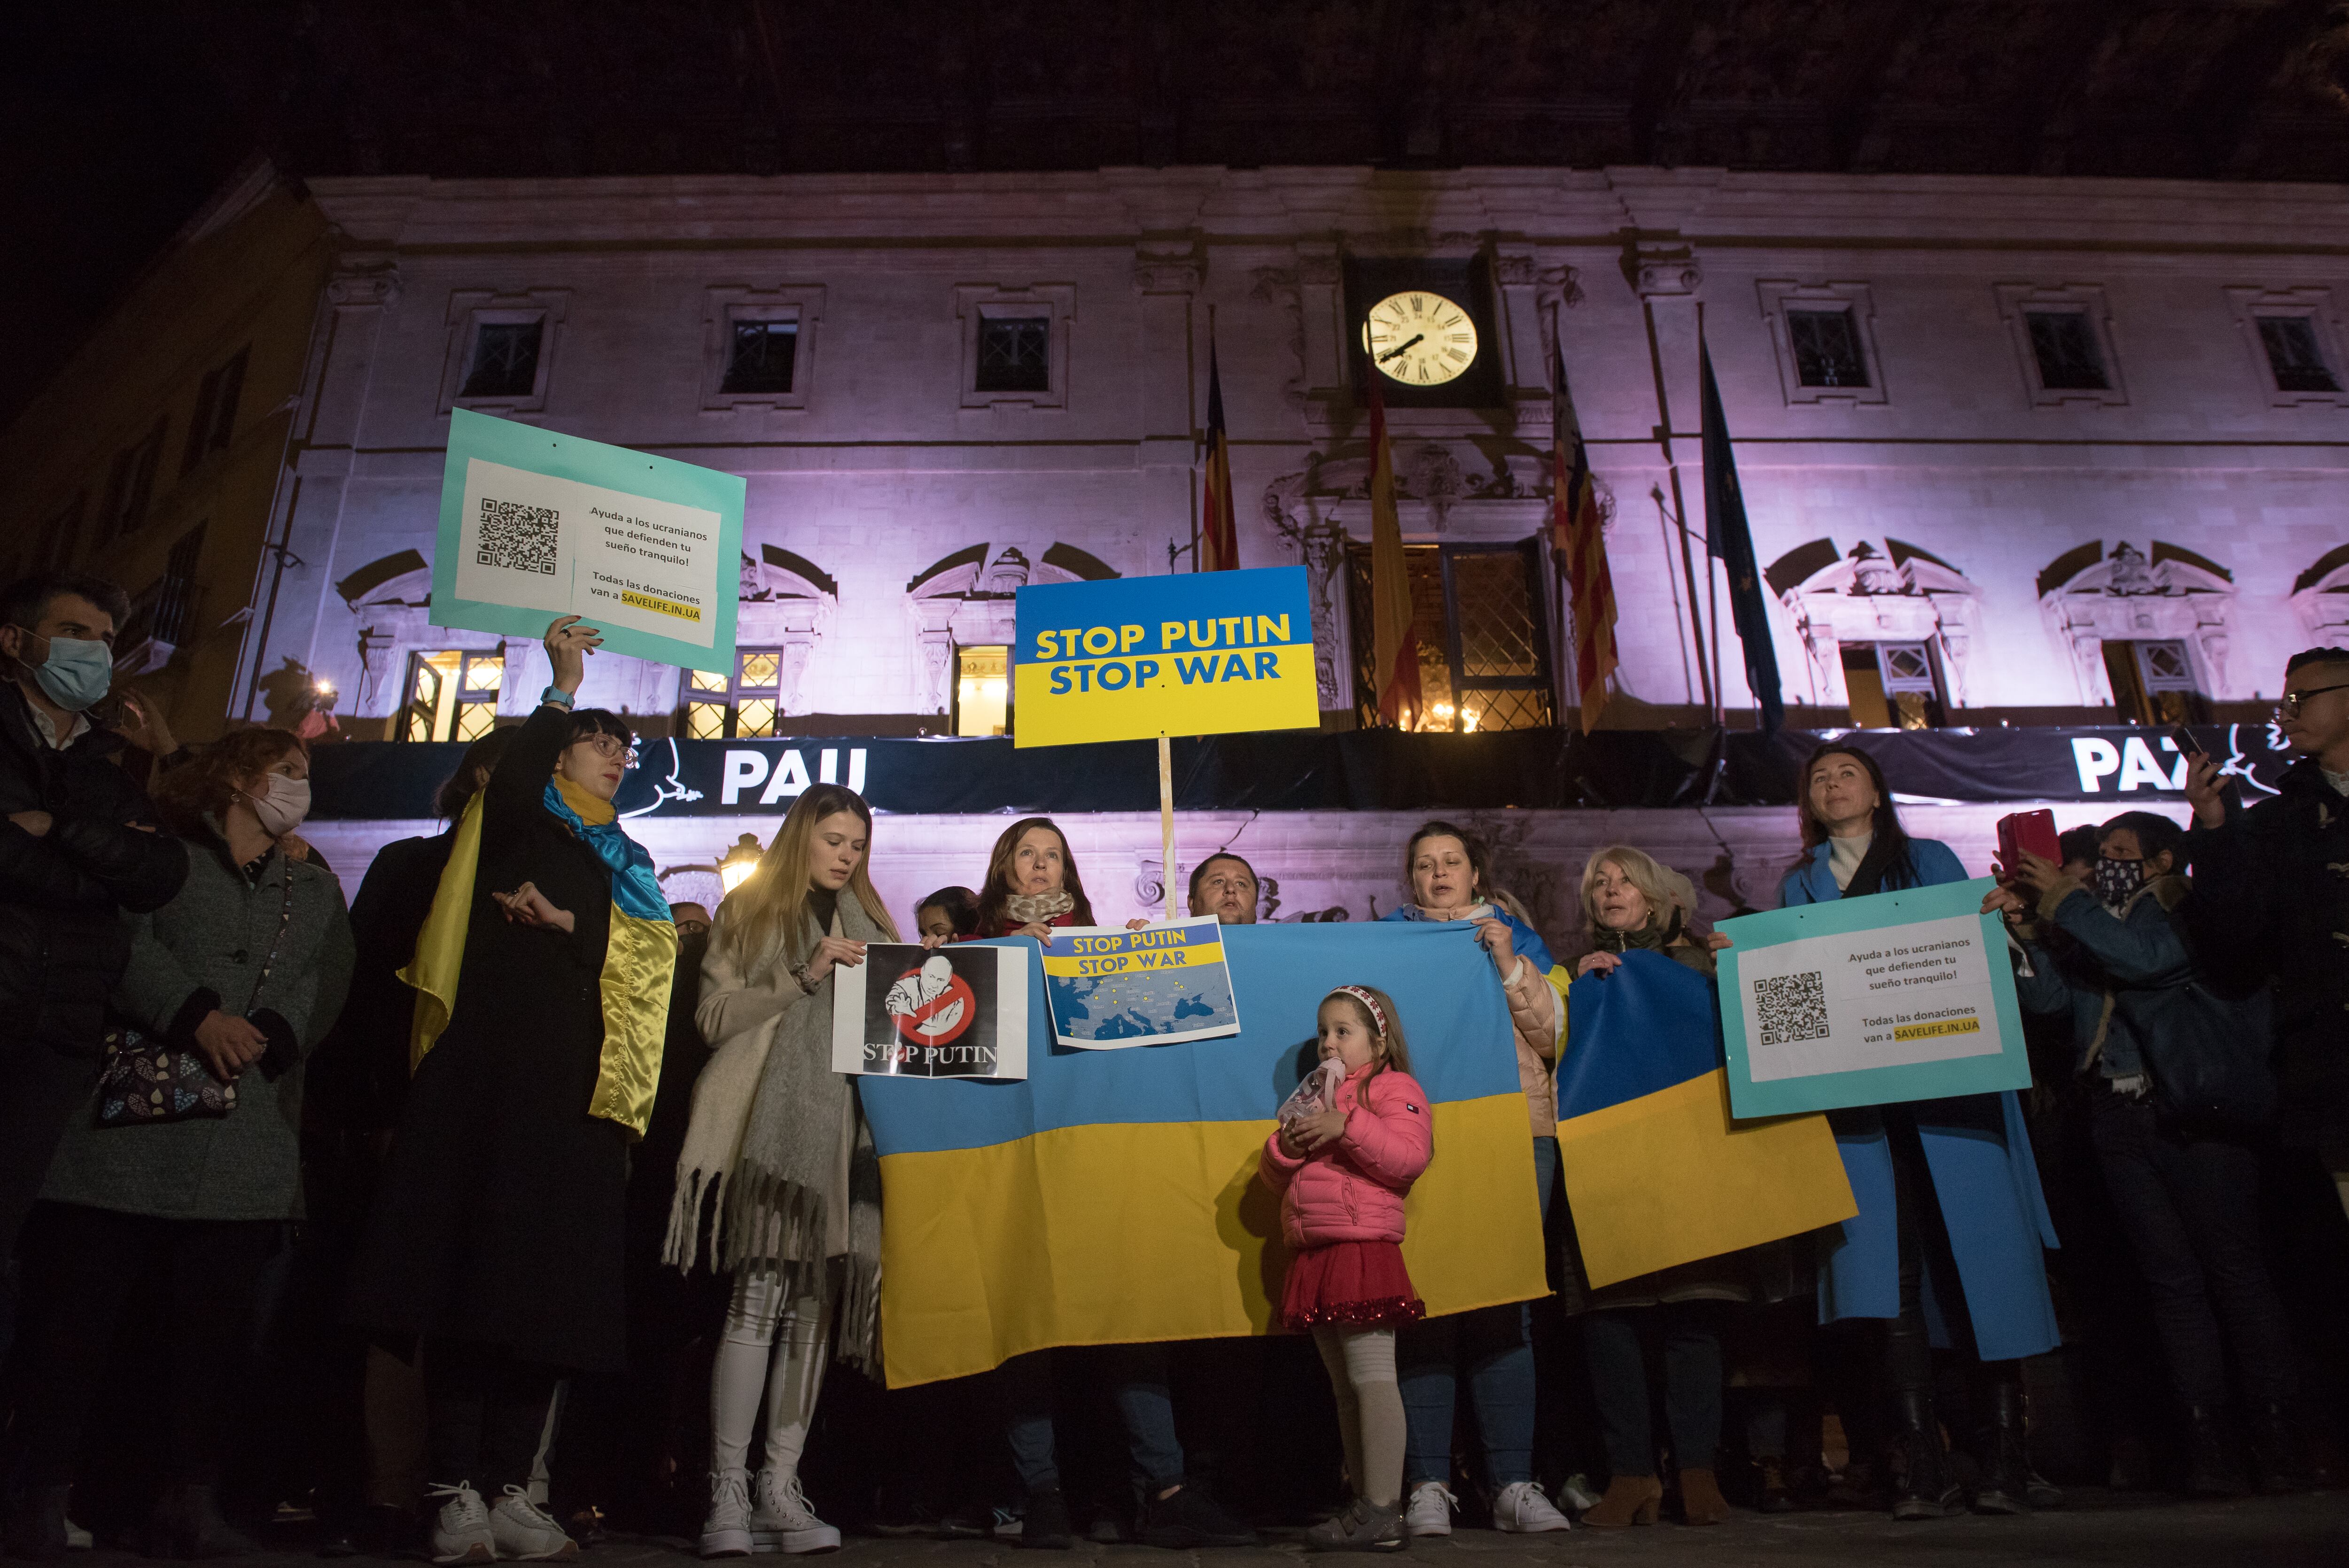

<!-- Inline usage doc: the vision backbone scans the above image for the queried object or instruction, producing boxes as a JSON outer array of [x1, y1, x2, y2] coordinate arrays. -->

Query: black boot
[[1890, 1390, 1962, 1521], [2246, 1403, 2310, 1495], [1017, 1487, 1073, 1551], [1968, 1375, 2032, 1516], [2, 1483, 72, 1561], [147, 1484, 260, 1560], [2183, 1407, 2250, 1498]]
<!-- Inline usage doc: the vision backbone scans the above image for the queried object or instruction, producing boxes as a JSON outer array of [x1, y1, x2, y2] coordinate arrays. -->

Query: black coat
[[305, 830, 454, 1133], [2186, 756, 2349, 1145], [0, 682, 188, 1054], [347, 704, 635, 1370]]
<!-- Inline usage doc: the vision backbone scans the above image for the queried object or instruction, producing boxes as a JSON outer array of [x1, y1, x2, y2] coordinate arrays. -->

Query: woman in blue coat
[[1780, 745, 2060, 1521]]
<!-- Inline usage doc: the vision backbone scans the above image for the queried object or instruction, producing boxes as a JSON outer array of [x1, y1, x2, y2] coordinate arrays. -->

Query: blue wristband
[[540, 684, 576, 710]]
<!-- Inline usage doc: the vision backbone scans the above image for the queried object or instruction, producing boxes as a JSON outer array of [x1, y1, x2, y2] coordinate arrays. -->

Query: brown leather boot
[[1679, 1467, 1730, 1525], [1577, 1475, 1661, 1528]]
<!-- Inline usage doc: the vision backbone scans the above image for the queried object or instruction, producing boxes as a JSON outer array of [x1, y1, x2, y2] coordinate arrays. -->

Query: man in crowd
[[1188, 853, 1260, 924], [2185, 646, 2349, 1210], [0, 572, 190, 1275]]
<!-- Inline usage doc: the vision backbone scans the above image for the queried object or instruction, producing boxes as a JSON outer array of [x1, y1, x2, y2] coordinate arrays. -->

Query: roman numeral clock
[[1345, 258, 1505, 409]]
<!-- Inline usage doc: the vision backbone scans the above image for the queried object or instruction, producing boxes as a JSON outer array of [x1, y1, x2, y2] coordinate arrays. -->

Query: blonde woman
[[666, 784, 899, 1558]]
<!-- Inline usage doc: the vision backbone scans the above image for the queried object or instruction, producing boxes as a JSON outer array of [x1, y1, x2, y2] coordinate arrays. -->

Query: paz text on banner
[[1011, 566, 1318, 748], [855, 922, 1548, 1388]]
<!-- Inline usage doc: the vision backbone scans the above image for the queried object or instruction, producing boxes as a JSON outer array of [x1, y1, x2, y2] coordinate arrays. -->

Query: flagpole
[[1641, 298, 1714, 715], [1700, 303, 1724, 727], [1158, 732, 1176, 923]]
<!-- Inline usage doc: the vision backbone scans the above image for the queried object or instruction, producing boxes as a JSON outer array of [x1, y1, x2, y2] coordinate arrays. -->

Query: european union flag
[[1700, 336, 1785, 734]]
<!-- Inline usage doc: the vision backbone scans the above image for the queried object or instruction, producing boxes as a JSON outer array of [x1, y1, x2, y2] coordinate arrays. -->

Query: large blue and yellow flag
[[859, 922, 1547, 1388], [1557, 950, 1853, 1290]]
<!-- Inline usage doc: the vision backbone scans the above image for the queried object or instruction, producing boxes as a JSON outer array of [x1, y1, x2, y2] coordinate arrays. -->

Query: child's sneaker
[[749, 1471, 841, 1555], [426, 1483, 494, 1565], [1403, 1481, 1455, 1537], [1491, 1481, 1571, 1533], [1303, 1498, 1404, 1552], [488, 1487, 578, 1560], [700, 1469, 753, 1558]]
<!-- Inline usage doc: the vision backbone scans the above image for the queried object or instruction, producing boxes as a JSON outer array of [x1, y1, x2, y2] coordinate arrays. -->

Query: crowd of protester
[[0, 571, 2344, 1559]]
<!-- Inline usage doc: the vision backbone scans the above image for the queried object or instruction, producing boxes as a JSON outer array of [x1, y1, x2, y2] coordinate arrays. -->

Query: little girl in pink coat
[[1258, 984, 1434, 1552]]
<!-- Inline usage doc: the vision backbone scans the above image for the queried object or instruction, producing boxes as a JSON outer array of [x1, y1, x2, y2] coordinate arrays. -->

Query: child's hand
[[1292, 1106, 1349, 1152], [1276, 1120, 1308, 1158]]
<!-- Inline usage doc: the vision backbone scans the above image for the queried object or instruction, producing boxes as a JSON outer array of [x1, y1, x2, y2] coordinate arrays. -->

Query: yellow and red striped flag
[[1549, 323, 1618, 731], [1367, 379, 1421, 728], [1199, 342, 1239, 572]]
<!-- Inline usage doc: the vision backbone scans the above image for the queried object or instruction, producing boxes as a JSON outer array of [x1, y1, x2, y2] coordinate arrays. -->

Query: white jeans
[[709, 1266, 836, 1479]]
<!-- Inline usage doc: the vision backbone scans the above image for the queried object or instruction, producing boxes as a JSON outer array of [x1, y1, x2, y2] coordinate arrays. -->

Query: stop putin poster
[[832, 943, 1031, 1081]]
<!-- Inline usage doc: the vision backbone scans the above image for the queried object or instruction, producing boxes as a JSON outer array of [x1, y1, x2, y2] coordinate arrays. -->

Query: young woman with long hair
[[666, 784, 900, 1557], [1781, 742, 2058, 1521]]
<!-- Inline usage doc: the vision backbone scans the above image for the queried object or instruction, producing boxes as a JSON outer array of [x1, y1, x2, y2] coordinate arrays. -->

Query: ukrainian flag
[[859, 922, 1547, 1388], [1556, 950, 1854, 1290]]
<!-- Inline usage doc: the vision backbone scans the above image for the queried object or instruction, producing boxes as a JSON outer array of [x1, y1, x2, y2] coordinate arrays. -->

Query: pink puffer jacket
[[1258, 1063, 1435, 1249]]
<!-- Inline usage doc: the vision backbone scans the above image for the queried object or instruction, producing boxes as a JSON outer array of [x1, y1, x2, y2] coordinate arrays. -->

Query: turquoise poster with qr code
[[1712, 878, 2031, 1120], [432, 408, 745, 674]]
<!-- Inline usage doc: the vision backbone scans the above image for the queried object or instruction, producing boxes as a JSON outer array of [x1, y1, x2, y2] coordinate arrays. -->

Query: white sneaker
[[701, 1469, 754, 1558], [427, 1483, 495, 1565], [1491, 1481, 1571, 1533], [490, 1486, 579, 1560], [1403, 1482, 1455, 1537], [63, 1518, 93, 1552], [1558, 1473, 1602, 1513], [750, 1470, 842, 1555]]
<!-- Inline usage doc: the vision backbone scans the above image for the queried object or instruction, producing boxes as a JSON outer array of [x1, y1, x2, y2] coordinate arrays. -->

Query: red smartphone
[[1996, 809, 2060, 876]]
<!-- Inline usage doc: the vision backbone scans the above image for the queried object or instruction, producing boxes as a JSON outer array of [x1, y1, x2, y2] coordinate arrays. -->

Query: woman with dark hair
[[1781, 742, 2058, 1522], [665, 783, 899, 1557], [914, 885, 980, 943], [1377, 822, 1569, 1535], [14, 728, 353, 1557], [970, 817, 1097, 939], [348, 616, 678, 1565]]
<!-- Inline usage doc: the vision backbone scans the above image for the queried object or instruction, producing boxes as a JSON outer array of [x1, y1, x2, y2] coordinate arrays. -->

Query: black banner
[[307, 722, 2299, 822]]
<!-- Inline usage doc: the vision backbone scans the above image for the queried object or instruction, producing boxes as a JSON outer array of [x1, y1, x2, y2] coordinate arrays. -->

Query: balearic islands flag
[[856, 922, 1547, 1387], [1548, 321, 1618, 732], [1199, 342, 1240, 573], [1365, 380, 1422, 728], [1556, 950, 1854, 1290]]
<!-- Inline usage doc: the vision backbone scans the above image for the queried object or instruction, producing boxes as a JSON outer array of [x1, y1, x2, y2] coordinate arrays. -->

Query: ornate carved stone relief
[[1770, 538, 1983, 709], [2038, 541, 2238, 705]]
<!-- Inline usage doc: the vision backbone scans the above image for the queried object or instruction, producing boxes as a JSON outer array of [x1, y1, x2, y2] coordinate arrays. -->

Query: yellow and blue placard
[[1557, 951, 1854, 1289], [1012, 566, 1318, 747], [857, 921, 1548, 1388], [1039, 917, 1240, 1048]]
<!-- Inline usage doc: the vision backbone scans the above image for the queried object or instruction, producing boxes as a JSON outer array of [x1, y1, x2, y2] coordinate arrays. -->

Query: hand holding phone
[[2169, 723, 2204, 759]]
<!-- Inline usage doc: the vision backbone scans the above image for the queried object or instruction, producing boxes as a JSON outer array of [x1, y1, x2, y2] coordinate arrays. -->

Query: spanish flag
[[1549, 319, 1617, 732], [1199, 342, 1240, 573], [1366, 380, 1421, 728], [859, 922, 1547, 1388], [1556, 951, 1852, 1289]]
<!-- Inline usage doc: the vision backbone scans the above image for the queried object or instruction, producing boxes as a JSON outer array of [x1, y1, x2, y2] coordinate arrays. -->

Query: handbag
[[96, 859, 297, 1129], [2126, 978, 2278, 1132]]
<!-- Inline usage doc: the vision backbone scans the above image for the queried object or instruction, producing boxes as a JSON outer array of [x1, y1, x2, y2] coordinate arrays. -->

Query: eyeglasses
[[2277, 682, 2349, 719], [578, 735, 639, 766]]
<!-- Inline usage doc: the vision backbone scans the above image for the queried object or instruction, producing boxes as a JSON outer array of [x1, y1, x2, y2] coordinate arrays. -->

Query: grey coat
[[42, 826, 355, 1222]]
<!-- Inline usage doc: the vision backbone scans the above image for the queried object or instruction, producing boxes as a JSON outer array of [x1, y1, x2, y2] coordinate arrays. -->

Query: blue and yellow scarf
[[400, 776, 677, 1136]]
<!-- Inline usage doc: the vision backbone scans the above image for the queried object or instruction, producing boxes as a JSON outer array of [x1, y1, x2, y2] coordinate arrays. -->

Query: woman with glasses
[[350, 615, 678, 1565]]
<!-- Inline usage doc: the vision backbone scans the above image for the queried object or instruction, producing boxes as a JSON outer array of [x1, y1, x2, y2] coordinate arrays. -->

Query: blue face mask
[[15, 629, 113, 713]]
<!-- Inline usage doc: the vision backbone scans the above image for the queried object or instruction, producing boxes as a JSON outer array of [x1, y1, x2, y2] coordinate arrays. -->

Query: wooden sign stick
[[1159, 731, 1177, 924]]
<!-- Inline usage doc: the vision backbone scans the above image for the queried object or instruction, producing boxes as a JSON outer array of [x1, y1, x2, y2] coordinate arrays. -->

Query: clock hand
[[1377, 333, 1425, 364]]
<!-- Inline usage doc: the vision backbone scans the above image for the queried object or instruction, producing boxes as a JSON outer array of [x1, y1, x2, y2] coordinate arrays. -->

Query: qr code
[[1755, 970, 1830, 1048], [476, 497, 559, 575]]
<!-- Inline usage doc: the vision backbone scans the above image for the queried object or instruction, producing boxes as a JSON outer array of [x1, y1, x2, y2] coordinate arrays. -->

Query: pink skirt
[[1280, 1240, 1426, 1331]]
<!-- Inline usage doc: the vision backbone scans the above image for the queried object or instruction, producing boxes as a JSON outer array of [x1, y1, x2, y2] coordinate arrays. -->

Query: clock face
[[1362, 291, 1479, 386]]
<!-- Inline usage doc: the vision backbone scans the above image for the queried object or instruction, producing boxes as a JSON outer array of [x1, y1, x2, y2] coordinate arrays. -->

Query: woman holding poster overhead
[[348, 615, 677, 1565], [1781, 744, 2059, 1522], [666, 782, 898, 1557], [1379, 823, 1571, 1537]]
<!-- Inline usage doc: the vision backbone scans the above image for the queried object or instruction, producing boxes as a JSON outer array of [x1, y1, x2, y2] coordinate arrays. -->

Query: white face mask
[[242, 775, 311, 838]]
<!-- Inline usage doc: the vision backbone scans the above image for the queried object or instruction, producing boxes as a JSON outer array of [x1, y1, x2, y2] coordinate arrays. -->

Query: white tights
[[710, 1267, 835, 1479], [1312, 1327, 1403, 1507]]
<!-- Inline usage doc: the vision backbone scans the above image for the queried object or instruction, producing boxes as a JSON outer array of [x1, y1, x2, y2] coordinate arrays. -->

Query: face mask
[[241, 775, 311, 838], [2092, 856, 2145, 911], [676, 931, 710, 974], [14, 629, 112, 712]]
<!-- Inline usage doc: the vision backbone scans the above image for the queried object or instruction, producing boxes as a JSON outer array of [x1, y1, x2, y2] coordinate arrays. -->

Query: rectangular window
[[2257, 315, 2340, 393], [954, 644, 1009, 737], [680, 648, 785, 739], [975, 316, 1051, 394], [1841, 642, 1943, 730], [2023, 310, 2108, 391], [2102, 638, 2204, 726], [181, 347, 249, 474], [101, 419, 166, 542], [121, 523, 208, 657], [721, 321, 798, 395], [403, 650, 504, 742], [40, 495, 82, 568], [1785, 308, 1869, 389], [461, 321, 544, 399], [1345, 540, 1555, 732]]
